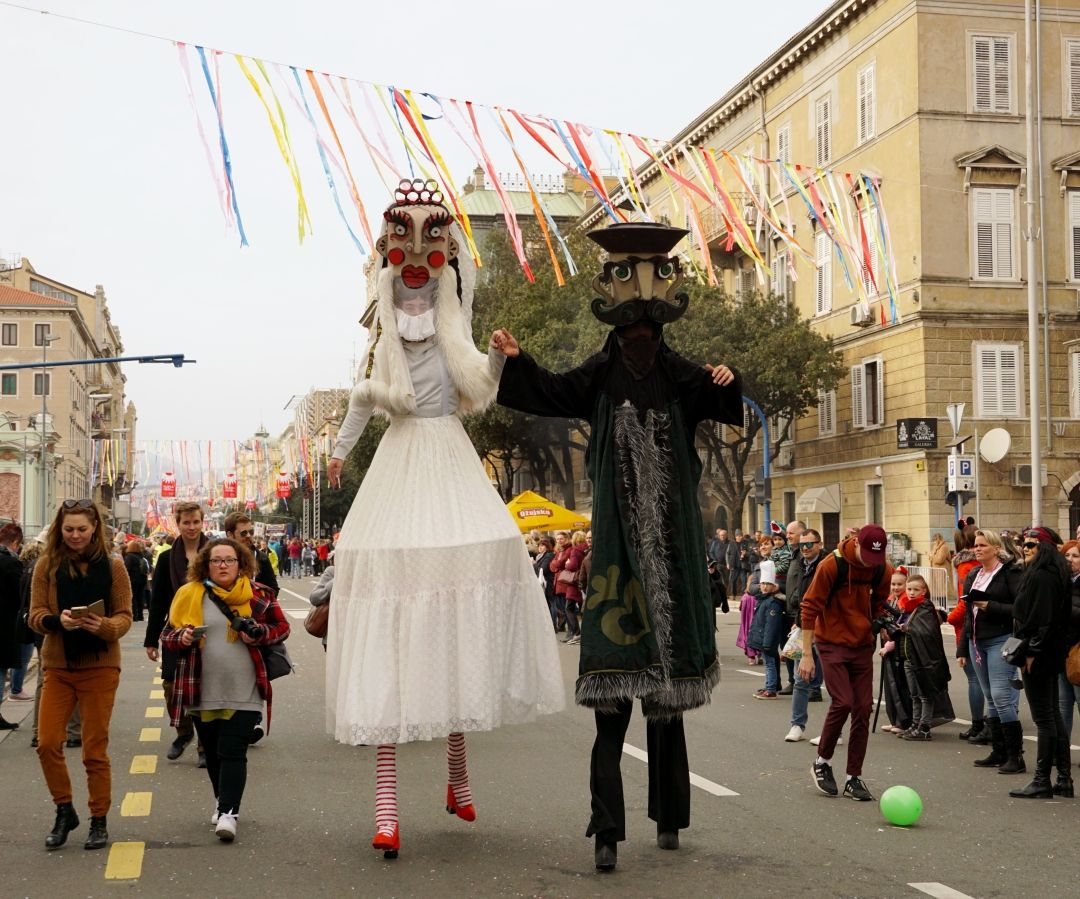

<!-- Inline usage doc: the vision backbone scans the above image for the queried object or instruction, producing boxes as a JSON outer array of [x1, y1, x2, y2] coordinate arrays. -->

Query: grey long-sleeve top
[[332, 340, 504, 461]]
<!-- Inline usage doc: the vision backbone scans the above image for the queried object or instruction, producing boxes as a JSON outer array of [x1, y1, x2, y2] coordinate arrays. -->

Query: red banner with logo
[[161, 472, 177, 498], [223, 473, 238, 499], [276, 472, 292, 498]]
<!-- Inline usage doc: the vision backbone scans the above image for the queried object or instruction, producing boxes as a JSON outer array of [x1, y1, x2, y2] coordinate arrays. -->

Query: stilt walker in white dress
[[325, 179, 565, 859]]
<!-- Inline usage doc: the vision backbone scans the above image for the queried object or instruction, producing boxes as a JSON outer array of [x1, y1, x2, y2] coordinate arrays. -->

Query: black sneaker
[[843, 776, 874, 801], [901, 726, 932, 742], [777, 684, 794, 696], [808, 691, 823, 702], [167, 733, 193, 761], [248, 725, 264, 746], [812, 760, 838, 796]]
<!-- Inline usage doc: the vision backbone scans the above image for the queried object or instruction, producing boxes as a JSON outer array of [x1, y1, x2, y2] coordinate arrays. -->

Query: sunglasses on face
[[799, 541, 818, 549], [62, 498, 94, 510], [1023, 542, 1039, 550], [237, 529, 255, 538]]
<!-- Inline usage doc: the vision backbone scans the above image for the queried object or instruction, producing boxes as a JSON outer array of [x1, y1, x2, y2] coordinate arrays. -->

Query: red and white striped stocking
[[447, 732, 472, 806], [375, 744, 398, 837]]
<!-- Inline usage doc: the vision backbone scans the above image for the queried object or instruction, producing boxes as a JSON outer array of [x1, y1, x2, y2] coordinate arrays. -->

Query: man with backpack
[[799, 524, 892, 802]]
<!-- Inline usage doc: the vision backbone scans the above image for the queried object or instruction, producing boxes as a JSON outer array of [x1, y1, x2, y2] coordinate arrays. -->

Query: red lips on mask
[[400, 265, 429, 288]]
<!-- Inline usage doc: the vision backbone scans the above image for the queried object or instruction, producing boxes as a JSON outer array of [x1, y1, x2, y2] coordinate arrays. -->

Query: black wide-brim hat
[[587, 222, 689, 255]]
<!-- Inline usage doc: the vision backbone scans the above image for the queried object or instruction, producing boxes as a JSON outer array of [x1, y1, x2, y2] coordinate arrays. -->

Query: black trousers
[[587, 700, 690, 843], [1022, 667, 1071, 774], [192, 710, 260, 814]]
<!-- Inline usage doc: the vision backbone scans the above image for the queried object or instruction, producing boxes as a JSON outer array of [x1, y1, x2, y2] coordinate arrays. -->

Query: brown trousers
[[37, 667, 120, 816]]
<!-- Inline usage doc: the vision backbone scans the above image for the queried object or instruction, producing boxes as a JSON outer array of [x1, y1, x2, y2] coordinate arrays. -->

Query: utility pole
[[1024, 0, 1042, 525], [39, 333, 60, 529]]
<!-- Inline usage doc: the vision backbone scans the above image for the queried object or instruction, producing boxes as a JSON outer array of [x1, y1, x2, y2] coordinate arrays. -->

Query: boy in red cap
[[798, 524, 893, 801]]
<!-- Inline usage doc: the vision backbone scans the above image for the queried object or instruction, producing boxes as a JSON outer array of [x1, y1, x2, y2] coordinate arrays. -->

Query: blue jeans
[[970, 636, 1021, 724], [8, 643, 33, 694], [790, 643, 824, 728], [960, 648, 985, 719], [761, 598, 786, 692], [1058, 673, 1080, 737]]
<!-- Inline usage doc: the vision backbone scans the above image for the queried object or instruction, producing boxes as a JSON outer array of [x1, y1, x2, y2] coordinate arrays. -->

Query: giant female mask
[[588, 222, 690, 327]]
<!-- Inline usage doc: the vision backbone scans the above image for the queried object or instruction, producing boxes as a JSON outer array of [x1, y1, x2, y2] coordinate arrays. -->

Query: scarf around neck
[[55, 555, 113, 666], [169, 576, 254, 642]]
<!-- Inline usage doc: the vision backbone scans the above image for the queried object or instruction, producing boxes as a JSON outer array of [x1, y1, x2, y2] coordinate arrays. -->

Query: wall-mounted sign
[[897, 418, 938, 449]]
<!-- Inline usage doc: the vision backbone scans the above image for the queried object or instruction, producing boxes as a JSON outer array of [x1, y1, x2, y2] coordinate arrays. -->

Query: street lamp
[[39, 333, 61, 530]]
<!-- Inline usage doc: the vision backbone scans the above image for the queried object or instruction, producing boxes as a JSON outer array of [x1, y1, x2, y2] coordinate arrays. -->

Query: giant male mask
[[588, 223, 690, 327]]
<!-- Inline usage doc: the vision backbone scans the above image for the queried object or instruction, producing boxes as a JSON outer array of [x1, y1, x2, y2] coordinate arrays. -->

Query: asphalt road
[[2, 581, 1079, 898]]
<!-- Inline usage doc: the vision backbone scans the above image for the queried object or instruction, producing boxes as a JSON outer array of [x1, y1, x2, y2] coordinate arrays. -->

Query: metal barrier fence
[[903, 565, 953, 610]]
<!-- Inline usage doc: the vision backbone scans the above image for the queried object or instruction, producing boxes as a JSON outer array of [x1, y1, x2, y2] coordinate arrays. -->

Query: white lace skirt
[[325, 414, 565, 745]]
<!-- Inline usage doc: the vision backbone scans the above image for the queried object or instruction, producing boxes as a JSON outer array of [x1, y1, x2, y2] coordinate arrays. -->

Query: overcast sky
[[0, 0, 828, 442]]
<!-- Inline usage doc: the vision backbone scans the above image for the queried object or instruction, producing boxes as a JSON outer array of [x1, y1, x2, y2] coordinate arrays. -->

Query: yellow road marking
[[139, 728, 161, 742], [152, 677, 163, 685], [120, 792, 153, 816], [144, 707, 164, 718], [105, 842, 144, 879], [149, 689, 165, 699], [130, 755, 158, 774]]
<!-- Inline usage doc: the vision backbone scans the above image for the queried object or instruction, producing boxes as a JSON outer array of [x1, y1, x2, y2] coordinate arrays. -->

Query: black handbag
[[1001, 635, 1028, 667]]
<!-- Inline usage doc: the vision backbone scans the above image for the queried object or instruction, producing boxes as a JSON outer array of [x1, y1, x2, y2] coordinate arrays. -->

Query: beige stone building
[[585, 0, 1080, 560], [0, 258, 136, 530]]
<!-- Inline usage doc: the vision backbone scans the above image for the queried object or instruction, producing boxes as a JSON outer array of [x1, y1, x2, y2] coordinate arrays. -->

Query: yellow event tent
[[506, 490, 590, 534]]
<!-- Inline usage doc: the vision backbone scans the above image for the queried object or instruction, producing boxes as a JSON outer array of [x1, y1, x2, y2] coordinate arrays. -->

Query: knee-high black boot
[[1010, 726, 1052, 798], [973, 718, 1006, 767], [997, 721, 1026, 775]]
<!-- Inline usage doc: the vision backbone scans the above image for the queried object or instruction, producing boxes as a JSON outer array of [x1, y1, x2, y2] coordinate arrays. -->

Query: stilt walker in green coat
[[491, 222, 743, 872]]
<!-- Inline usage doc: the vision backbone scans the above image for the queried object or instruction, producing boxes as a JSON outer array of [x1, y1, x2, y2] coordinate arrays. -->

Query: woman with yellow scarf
[[161, 538, 290, 843]]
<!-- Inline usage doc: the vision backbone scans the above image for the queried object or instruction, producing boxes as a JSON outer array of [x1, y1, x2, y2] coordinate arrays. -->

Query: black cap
[[587, 222, 689, 255]]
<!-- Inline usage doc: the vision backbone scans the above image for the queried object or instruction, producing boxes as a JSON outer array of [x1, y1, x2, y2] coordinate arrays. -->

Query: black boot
[[45, 803, 80, 849], [973, 718, 1006, 767], [959, 719, 982, 740], [1054, 728, 1073, 796], [0, 713, 19, 730], [657, 824, 680, 850], [84, 816, 108, 850], [969, 720, 992, 745], [1054, 771, 1074, 797], [998, 721, 1027, 775], [594, 836, 617, 872]]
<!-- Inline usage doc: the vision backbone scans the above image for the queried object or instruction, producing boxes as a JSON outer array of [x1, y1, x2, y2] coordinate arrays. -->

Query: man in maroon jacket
[[799, 524, 892, 802]]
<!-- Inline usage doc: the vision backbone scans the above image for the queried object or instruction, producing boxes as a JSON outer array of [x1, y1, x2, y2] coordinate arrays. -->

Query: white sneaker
[[784, 725, 806, 742], [809, 735, 843, 747], [210, 810, 219, 826], [215, 812, 238, 842]]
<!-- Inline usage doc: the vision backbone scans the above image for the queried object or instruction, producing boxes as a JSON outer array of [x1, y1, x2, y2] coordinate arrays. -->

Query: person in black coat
[[122, 540, 149, 622], [1009, 527, 1072, 799], [533, 536, 557, 630], [0, 523, 25, 728], [1058, 540, 1080, 740]]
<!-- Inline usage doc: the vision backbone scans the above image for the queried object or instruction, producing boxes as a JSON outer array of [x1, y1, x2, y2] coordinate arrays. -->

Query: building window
[[34, 323, 51, 347], [815, 95, 831, 166], [738, 267, 755, 298], [866, 482, 884, 526], [859, 206, 882, 297], [815, 231, 832, 315], [851, 357, 884, 428], [776, 123, 792, 165], [33, 373, 51, 397], [817, 389, 836, 436], [974, 342, 1022, 417], [771, 250, 792, 301], [857, 63, 875, 144], [783, 490, 796, 525], [1065, 39, 1080, 117], [971, 187, 1016, 280], [1070, 352, 1080, 419], [28, 278, 76, 304], [1, 374, 16, 396], [1070, 190, 1080, 282], [972, 34, 1013, 114], [1, 323, 16, 346]]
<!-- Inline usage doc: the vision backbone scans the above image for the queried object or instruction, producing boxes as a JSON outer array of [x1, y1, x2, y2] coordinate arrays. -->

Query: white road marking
[[908, 883, 976, 899], [736, 668, 766, 678], [622, 743, 739, 796], [277, 586, 309, 603], [283, 609, 309, 621], [952, 717, 1080, 751]]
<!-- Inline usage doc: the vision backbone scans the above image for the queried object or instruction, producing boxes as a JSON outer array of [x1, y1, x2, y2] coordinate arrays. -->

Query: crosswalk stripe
[[908, 883, 976, 899], [130, 755, 158, 774], [120, 792, 153, 816], [622, 742, 740, 796], [144, 707, 164, 718], [138, 728, 160, 742]]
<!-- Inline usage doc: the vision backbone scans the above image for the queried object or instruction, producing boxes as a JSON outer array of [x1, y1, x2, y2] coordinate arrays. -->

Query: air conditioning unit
[[775, 446, 795, 469], [850, 304, 872, 327], [1011, 463, 1049, 487]]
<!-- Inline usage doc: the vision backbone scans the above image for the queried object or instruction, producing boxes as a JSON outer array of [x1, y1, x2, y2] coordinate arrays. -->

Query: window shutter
[[860, 208, 881, 295], [851, 364, 865, 428], [772, 251, 790, 300], [998, 346, 1019, 416], [875, 360, 885, 426], [815, 232, 832, 314], [1070, 191, 1080, 281], [976, 345, 999, 414], [858, 66, 875, 143], [816, 97, 831, 166], [1069, 40, 1080, 117], [992, 37, 1011, 112], [973, 36, 992, 111], [973, 188, 1014, 279], [993, 189, 1014, 278], [818, 389, 835, 435], [777, 125, 791, 165]]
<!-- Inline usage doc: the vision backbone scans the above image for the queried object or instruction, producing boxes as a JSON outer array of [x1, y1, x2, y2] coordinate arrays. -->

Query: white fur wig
[[353, 221, 497, 417]]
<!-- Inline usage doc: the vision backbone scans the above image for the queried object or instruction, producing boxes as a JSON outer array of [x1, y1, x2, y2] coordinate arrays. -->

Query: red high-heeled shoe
[[372, 825, 400, 858], [446, 784, 476, 822]]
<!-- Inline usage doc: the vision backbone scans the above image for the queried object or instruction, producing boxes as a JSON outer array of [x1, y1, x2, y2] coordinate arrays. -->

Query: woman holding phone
[[29, 499, 133, 851], [160, 538, 289, 842]]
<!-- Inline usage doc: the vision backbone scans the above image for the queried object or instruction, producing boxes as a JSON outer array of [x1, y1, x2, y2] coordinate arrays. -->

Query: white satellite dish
[[979, 428, 1011, 464]]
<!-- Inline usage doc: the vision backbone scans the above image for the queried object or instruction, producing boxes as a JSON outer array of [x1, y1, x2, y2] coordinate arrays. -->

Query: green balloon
[[880, 785, 923, 826]]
